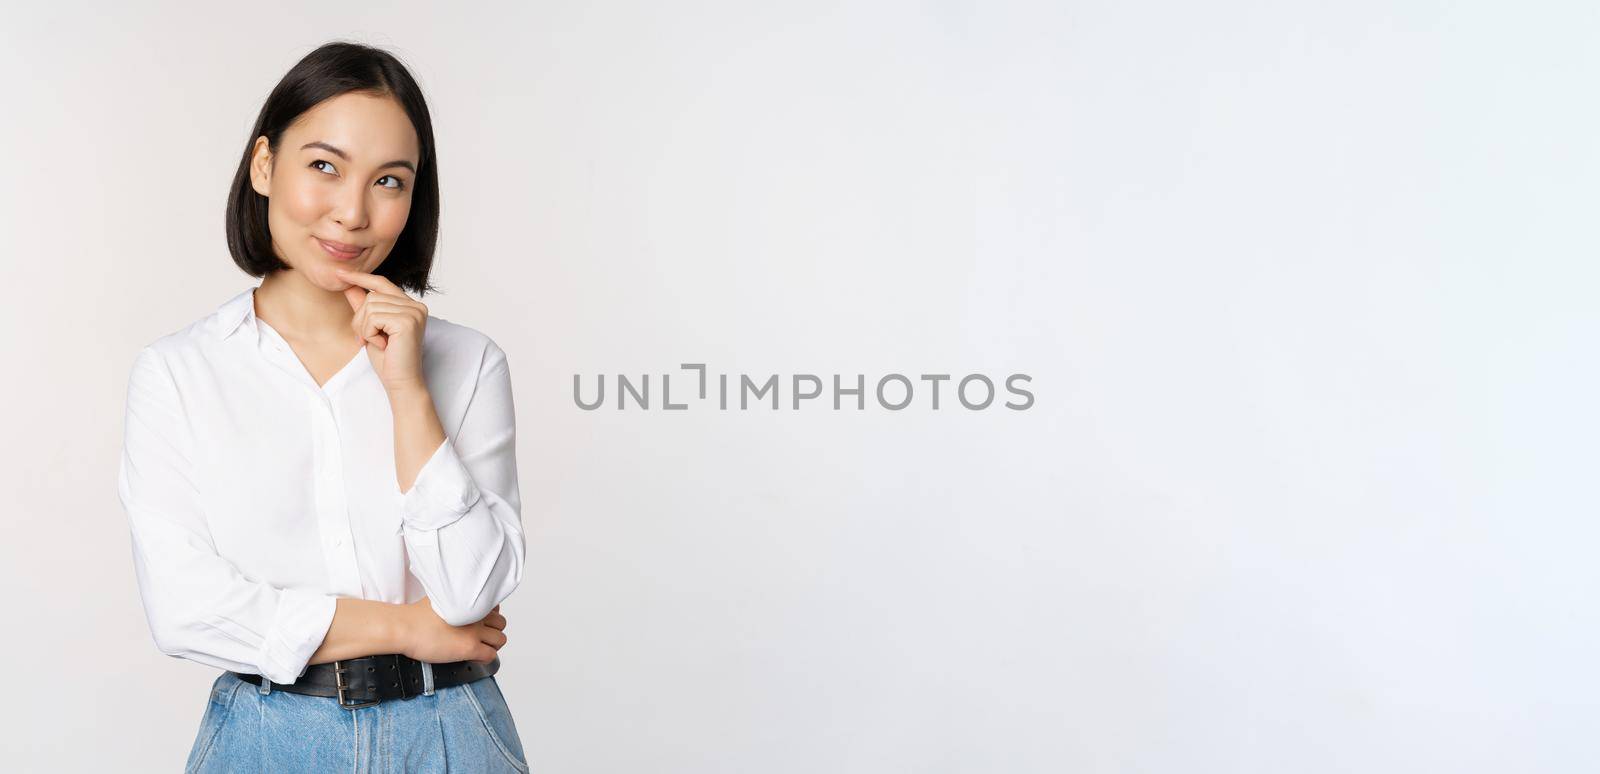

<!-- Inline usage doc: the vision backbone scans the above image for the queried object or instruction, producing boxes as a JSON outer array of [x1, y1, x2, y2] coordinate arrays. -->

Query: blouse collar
[[210, 286, 259, 340]]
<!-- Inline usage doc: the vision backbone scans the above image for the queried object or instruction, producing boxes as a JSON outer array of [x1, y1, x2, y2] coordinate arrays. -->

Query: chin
[[304, 262, 350, 287]]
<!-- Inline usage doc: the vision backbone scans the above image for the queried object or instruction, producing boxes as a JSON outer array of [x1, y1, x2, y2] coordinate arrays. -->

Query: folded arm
[[119, 347, 338, 684], [390, 341, 526, 627]]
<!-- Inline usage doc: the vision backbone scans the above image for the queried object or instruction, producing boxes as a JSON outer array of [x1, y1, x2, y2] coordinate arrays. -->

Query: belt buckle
[[333, 660, 381, 710]]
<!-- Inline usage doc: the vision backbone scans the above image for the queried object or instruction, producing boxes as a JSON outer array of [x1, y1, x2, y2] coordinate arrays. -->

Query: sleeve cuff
[[257, 588, 337, 685], [400, 437, 484, 532]]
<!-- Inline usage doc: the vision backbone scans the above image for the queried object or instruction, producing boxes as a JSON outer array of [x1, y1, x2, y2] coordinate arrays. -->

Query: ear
[[249, 136, 273, 197]]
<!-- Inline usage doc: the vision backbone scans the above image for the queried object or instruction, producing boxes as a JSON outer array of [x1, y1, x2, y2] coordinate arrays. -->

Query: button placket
[[312, 394, 363, 597]]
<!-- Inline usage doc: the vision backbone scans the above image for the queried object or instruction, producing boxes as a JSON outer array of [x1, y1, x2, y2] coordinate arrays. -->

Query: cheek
[[372, 198, 414, 239], [269, 178, 327, 228]]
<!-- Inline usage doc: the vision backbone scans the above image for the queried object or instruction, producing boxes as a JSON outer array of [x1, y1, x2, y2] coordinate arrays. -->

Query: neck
[[255, 269, 356, 342]]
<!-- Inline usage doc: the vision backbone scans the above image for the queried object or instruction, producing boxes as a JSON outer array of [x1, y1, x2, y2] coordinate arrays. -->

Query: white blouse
[[117, 285, 524, 685]]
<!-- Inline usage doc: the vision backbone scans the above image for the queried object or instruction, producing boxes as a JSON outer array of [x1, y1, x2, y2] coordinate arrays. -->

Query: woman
[[117, 41, 530, 773]]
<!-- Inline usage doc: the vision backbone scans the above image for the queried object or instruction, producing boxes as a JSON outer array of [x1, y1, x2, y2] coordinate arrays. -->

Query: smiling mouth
[[315, 237, 366, 261]]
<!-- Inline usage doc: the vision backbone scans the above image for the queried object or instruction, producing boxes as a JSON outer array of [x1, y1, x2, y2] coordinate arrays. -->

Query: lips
[[316, 237, 366, 261]]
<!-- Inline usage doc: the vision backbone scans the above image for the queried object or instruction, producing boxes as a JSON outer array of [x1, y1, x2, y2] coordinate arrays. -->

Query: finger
[[360, 309, 405, 340], [481, 628, 508, 649], [342, 285, 368, 313], [349, 290, 375, 342], [360, 309, 400, 338], [359, 311, 389, 350], [362, 311, 415, 349], [472, 645, 497, 663], [355, 300, 410, 338], [334, 268, 409, 299], [481, 612, 507, 631], [360, 301, 423, 333], [360, 299, 415, 315]]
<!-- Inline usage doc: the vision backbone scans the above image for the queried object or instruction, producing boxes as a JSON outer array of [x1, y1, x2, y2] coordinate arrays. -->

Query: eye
[[310, 159, 337, 175], [378, 175, 407, 191]]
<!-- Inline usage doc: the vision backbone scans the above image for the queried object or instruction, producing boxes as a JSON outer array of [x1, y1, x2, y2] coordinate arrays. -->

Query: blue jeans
[[185, 670, 529, 773]]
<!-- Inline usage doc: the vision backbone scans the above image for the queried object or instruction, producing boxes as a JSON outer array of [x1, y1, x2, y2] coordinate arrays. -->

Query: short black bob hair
[[225, 41, 440, 296]]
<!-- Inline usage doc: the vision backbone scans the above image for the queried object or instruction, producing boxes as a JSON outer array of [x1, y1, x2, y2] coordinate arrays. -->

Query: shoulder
[[419, 316, 514, 420], [127, 288, 251, 377], [422, 314, 510, 379]]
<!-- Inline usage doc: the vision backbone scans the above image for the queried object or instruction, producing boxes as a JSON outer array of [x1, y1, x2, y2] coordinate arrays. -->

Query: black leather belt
[[233, 654, 499, 709]]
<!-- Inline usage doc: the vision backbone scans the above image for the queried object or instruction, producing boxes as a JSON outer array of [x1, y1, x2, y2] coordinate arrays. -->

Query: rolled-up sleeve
[[118, 346, 338, 684], [398, 342, 525, 627]]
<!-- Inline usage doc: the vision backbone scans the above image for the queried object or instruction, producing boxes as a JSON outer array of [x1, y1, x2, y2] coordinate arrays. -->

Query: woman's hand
[[397, 597, 508, 664], [334, 268, 429, 396]]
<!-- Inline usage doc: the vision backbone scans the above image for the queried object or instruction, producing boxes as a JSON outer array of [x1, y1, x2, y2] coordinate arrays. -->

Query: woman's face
[[249, 91, 420, 291]]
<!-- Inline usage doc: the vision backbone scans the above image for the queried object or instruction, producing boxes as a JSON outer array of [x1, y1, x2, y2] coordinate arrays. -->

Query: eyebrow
[[300, 141, 416, 174]]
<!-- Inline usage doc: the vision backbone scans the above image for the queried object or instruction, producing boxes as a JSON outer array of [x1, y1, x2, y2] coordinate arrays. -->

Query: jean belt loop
[[421, 661, 436, 696], [257, 675, 272, 695]]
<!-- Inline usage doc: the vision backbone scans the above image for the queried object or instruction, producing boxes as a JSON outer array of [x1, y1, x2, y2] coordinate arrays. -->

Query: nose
[[330, 178, 369, 231]]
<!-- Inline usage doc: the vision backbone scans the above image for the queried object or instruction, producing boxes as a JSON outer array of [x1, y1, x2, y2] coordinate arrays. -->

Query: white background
[[2, 1, 1597, 771]]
